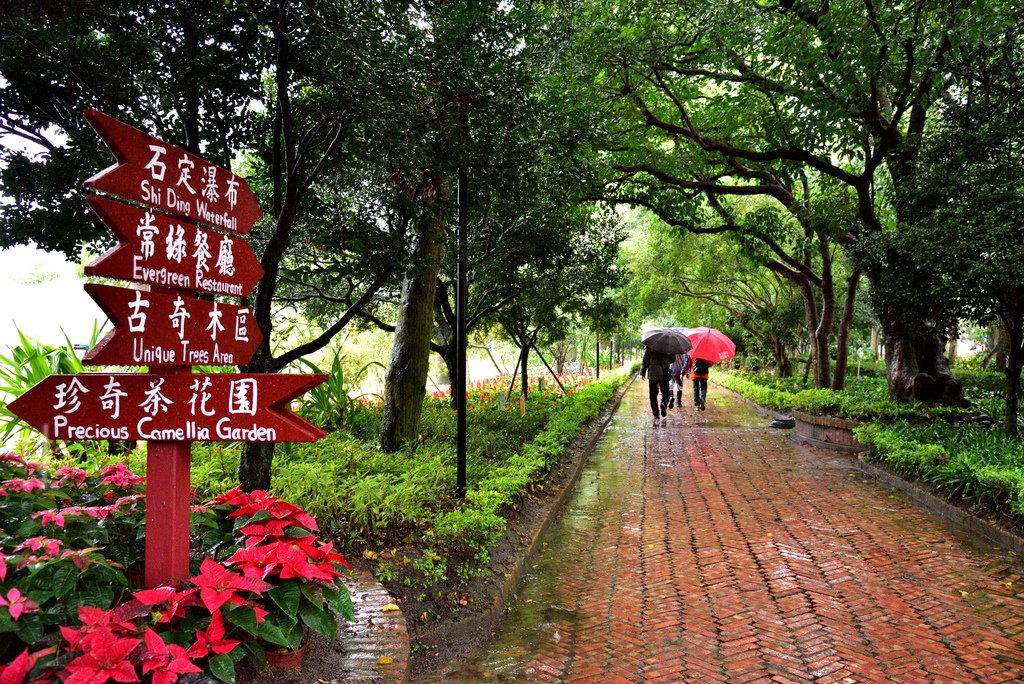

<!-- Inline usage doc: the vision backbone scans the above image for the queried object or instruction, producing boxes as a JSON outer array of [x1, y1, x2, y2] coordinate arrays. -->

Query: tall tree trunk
[[832, 270, 860, 390], [1002, 315, 1022, 437], [798, 280, 831, 388], [881, 314, 965, 405], [771, 337, 792, 378], [379, 200, 447, 453], [239, 442, 276, 492], [433, 304, 457, 407], [240, 346, 277, 490], [870, 326, 880, 360], [991, 323, 1010, 373]]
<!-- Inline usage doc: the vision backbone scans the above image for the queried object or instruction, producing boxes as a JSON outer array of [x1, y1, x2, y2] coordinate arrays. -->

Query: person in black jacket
[[641, 347, 676, 420]]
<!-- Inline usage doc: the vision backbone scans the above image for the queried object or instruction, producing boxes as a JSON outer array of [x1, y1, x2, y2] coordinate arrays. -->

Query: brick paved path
[[432, 380, 1024, 683]]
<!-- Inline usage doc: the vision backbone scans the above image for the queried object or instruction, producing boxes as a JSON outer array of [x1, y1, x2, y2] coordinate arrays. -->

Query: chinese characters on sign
[[83, 284, 262, 367], [7, 374, 326, 443], [85, 194, 263, 297], [84, 109, 263, 234], [8, 110, 324, 446], [2, 109, 324, 588]]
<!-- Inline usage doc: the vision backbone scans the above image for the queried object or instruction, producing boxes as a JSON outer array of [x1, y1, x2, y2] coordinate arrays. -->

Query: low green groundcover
[[719, 368, 1024, 523]]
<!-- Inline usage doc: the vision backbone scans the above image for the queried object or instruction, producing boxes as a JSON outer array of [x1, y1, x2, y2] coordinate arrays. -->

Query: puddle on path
[[419, 382, 768, 683], [417, 386, 648, 683], [413, 381, 1024, 683]]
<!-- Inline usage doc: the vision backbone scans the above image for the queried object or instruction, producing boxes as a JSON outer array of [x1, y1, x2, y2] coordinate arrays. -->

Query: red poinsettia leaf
[[132, 587, 176, 606], [165, 646, 201, 675], [0, 648, 35, 684], [106, 661, 139, 683], [142, 629, 169, 658], [59, 626, 85, 650]]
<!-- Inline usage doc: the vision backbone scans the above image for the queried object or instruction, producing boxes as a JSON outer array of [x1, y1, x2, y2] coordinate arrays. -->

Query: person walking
[[641, 347, 675, 420], [686, 356, 712, 410], [668, 353, 687, 409]]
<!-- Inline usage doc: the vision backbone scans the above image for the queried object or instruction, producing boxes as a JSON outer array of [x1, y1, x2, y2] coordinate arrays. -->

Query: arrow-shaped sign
[[84, 109, 262, 234], [83, 284, 263, 368], [7, 373, 326, 443], [85, 196, 264, 297]]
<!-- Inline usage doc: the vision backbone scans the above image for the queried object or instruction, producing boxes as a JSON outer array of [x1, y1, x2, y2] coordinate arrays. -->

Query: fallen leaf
[[382, 603, 400, 613], [377, 657, 394, 665]]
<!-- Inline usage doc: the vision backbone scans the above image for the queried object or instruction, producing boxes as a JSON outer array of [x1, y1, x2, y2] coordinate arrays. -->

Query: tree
[[0, 0, 265, 255], [373, 0, 619, 450], [1, 0, 417, 489], [496, 208, 624, 398], [896, 37, 1024, 434], [585, 0, 1008, 401], [619, 210, 804, 375]]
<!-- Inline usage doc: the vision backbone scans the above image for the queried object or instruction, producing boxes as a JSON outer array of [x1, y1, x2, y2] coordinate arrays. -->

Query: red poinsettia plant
[[0, 452, 354, 684]]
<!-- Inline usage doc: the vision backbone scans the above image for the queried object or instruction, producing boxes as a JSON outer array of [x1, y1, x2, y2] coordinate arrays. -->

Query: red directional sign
[[85, 196, 263, 297], [7, 373, 327, 443], [83, 284, 263, 368], [84, 109, 262, 234]]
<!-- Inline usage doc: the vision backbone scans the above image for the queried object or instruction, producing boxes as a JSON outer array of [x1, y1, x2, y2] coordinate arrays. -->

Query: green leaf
[[256, 621, 291, 648], [242, 641, 268, 669], [16, 517, 42, 538], [285, 622, 304, 651], [323, 584, 355, 622], [209, 653, 236, 684], [268, 583, 300, 619], [336, 588, 355, 622], [299, 601, 337, 640], [52, 565, 79, 599], [223, 604, 259, 635], [77, 583, 114, 609], [299, 582, 323, 607]]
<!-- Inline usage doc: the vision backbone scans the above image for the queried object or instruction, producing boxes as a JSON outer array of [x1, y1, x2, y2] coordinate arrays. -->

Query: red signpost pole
[[146, 430, 192, 585], [6, 110, 329, 589]]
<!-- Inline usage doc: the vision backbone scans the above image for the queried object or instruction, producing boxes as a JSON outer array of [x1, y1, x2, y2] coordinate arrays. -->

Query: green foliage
[[856, 421, 1024, 517], [294, 349, 384, 432], [0, 327, 102, 452], [0, 456, 140, 661], [290, 365, 631, 607], [718, 371, 984, 422]]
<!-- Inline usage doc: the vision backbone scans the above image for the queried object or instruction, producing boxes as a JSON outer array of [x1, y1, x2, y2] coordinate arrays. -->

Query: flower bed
[[0, 452, 353, 683], [716, 371, 992, 423], [855, 421, 1024, 519]]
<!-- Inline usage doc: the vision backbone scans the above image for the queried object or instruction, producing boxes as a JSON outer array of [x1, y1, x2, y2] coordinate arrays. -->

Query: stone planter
[[790, 410, 866, 453]]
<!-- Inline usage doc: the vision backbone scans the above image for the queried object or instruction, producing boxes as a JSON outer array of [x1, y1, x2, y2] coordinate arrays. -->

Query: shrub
[[0, 453, 353, 683], [855, 421, 1024, 518]]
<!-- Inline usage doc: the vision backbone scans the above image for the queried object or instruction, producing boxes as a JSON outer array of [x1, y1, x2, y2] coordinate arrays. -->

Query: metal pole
[[595, 291, 600, 379], [456, 167, 468, 500]]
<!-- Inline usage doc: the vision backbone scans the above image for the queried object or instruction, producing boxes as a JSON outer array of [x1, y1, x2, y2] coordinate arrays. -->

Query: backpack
[[692, 357, 711, 377]]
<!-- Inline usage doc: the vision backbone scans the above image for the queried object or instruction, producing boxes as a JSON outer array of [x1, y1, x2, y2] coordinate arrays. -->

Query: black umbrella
[[640, 327, 693, 354]]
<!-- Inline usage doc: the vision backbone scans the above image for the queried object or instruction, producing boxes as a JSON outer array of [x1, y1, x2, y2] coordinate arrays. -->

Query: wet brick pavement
[[429, 379, 1024, 683]]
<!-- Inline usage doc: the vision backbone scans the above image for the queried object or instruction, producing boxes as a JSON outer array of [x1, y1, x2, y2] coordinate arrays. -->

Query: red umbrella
[[684, 326, 736, 362]]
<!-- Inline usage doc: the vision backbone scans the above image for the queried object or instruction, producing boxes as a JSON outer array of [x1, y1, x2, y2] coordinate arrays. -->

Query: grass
[[15, 357, 637, 620]]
